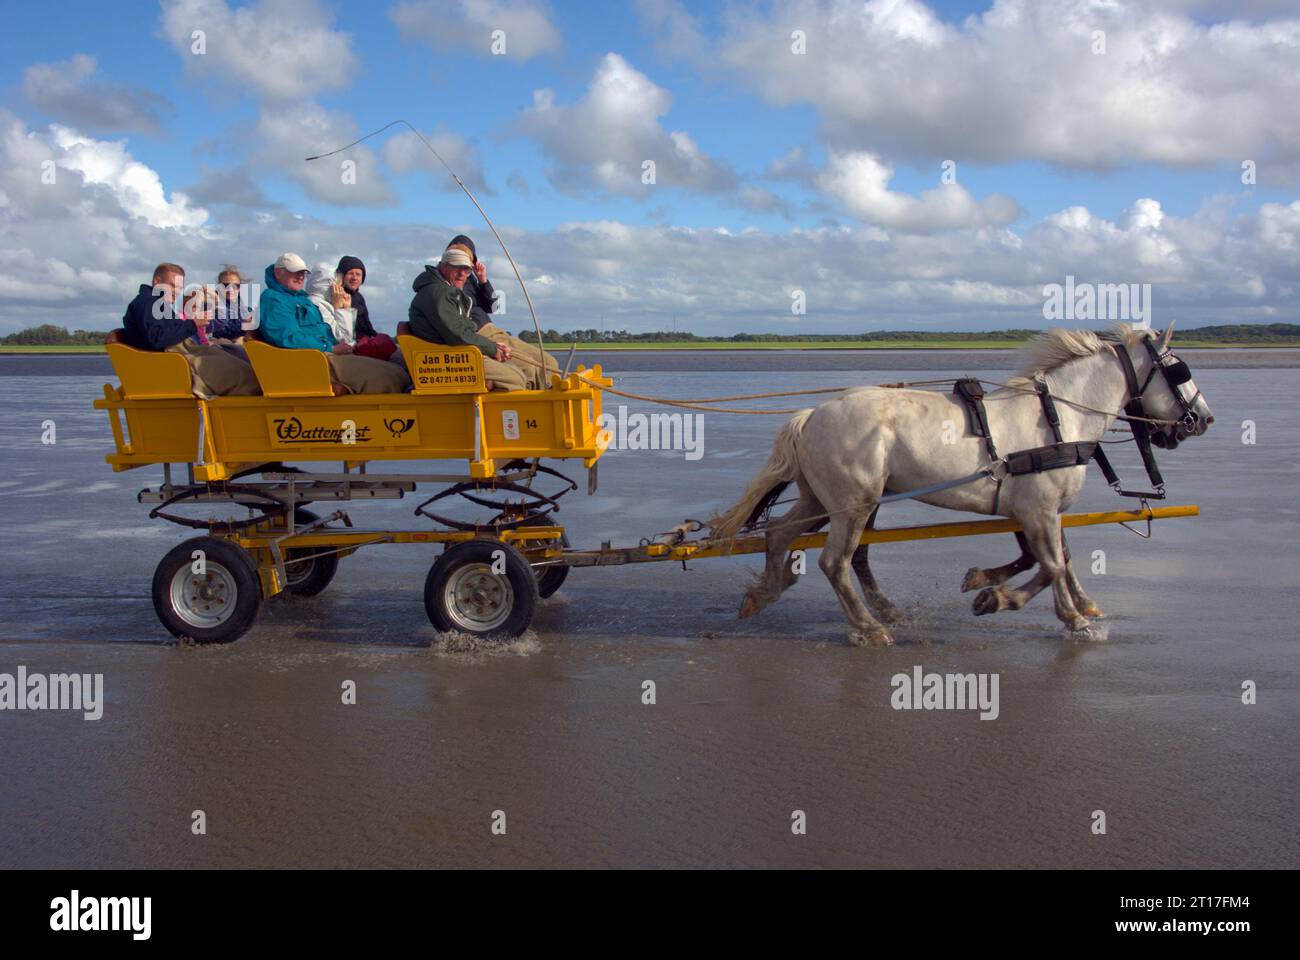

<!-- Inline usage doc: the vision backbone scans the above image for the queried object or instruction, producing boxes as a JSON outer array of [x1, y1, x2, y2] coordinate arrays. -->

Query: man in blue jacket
[[257, 253, 410, 394], [121, 262, 259, 396]]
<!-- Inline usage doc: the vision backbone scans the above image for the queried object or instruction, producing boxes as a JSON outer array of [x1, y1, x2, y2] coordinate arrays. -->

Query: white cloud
[[506, 172, 531, 196], [382, 127, 490, 193], [633, 0, 708, 61], [738, 186, 794, 218], [816, 150, 1022, 232], [517, 53, 735, 197], [0, 111, 212, 322], [47, 125, 208, 230], [23, 54, 171, 133], [765, 146, 818, 184], [183, 166, 277, 209], [2, 113, 1298, 335], [160, 0, 357, 101], [253, 104, 395, 207], [390, 0, 561, 61], [717, 0, 1300, 173]]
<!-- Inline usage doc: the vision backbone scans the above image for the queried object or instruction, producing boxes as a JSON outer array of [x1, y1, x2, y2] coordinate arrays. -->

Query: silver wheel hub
[[170, 562, 238, 628], [443, 563, 513, 633]]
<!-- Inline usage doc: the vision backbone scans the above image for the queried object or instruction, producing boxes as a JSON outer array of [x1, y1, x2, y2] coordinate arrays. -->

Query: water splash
[[431, 629, 542, 661], [1068, 621, 1110, 643]]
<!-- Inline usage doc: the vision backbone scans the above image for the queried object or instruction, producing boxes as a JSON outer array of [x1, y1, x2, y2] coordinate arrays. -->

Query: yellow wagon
[[96, 332, 612, 642]]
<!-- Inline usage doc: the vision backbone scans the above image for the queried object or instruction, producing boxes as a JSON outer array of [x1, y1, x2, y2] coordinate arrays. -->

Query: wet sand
[[0, 353, 1295, 868]]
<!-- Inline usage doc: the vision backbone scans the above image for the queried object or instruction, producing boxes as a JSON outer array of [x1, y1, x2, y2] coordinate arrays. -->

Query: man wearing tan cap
[[445, 238, 561, 383], [258, 253, 410, 394], [408, 243, 556, 390]]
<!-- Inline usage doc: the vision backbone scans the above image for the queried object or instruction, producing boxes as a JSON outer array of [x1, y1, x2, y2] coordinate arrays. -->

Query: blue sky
[[1, 0, 1298, 335]]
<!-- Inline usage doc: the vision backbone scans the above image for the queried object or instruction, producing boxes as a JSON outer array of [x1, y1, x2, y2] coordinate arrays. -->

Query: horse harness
[[952, 336, 1198, 509]]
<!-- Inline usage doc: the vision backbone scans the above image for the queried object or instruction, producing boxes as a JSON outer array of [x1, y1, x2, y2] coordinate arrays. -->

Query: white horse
[[710, 324, 1213, 645]]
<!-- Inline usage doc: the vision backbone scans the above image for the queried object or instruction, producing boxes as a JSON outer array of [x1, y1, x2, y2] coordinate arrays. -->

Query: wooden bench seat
[[243, 338, 337, 397], [104, 329, 194, 399]]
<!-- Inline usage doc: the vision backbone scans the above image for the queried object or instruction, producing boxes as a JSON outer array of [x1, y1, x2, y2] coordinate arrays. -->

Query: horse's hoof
[[1079, 603, 1104, 619], [972, 588, 1002, 616], [850, 627, 894, 647], [738, 594, 760, 620], [1066, 616, 1090, 632], [961, 567, 985, 592]]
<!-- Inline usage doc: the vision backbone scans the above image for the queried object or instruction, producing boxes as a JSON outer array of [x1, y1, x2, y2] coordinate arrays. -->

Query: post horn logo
[[384, 417, 415, 438]]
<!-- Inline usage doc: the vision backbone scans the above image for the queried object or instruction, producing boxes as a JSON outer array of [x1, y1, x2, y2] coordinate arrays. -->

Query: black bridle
[[1093, 332, 1204, 499]]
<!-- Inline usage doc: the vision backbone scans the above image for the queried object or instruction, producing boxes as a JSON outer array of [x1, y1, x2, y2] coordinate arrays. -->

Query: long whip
[[304, 119, 547, 359]]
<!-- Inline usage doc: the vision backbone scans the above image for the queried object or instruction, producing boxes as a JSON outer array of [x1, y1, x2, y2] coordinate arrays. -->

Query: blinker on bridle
[[1091, 331, 1206, 501]]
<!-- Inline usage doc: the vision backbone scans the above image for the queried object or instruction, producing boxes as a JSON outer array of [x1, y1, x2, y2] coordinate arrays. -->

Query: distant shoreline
[[3, 340, 1299, 355]]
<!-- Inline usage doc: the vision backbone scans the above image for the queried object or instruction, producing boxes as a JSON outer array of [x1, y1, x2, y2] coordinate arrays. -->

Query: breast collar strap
[[1094, 342, 1166, 499]]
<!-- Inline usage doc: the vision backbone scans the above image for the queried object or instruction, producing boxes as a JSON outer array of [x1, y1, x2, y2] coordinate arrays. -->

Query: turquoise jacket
[[257, 264, 336, 352]]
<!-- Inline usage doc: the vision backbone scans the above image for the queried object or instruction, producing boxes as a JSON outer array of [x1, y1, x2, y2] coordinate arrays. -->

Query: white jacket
[[307, 264, 357, 345]]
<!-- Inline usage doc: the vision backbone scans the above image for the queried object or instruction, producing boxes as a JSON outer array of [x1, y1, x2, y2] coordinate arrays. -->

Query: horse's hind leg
[[962, 531, 1035, 592], [739, 489, 823, 619], [821, 509, 893, 646], [972, 564, 1053, 615], [1060, 535, 1104, 618], [851, 507, 903, 623], [995, 512, 1088, 630]]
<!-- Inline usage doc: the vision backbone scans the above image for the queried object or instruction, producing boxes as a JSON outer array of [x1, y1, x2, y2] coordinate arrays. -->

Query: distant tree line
[[516, 323, 1300, 344], [1, 324, 110, 345], [5, 321, 1299, 347]]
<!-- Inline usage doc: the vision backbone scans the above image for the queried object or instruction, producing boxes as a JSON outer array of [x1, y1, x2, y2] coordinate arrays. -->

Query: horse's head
[[1117, 322, 1213, 449]]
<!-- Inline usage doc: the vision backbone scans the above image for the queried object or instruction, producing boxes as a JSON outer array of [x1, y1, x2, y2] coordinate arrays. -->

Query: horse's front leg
[[961, 531, 1036, 592], [972, 565, 1051, 615], [1016, 514, 1090, 631]]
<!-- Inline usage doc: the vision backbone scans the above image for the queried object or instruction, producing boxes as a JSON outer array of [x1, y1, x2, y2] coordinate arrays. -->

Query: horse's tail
[[708, 408, 814, 544]]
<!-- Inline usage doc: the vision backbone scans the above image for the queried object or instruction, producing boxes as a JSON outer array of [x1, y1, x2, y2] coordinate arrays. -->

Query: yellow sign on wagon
[[398, 336, 487, 395], [265, 410, 422, 448]]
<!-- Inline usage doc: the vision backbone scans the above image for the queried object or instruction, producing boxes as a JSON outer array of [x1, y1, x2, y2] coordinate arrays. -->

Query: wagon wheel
[[282, 508, 340, 597], [520, 521, 571, 599], [152, 536, 261, 645], [424, 539, 537, 638]]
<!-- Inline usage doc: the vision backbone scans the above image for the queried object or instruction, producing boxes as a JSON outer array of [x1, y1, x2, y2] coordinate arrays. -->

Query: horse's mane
[[1007, 323, 1154, 386]]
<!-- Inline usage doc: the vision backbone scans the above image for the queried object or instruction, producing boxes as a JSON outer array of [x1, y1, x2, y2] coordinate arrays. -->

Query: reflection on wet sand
[[0, 358, 1295, 867]]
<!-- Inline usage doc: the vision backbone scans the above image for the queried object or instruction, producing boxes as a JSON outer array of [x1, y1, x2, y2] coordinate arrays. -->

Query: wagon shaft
[[557, 504, 1200, 566]]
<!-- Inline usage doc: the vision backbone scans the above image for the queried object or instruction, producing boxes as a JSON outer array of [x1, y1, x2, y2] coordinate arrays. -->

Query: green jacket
[[408, 266, 497, 356]]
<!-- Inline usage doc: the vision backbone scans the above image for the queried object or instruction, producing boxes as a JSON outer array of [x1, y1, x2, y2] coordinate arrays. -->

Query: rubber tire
[[535, 530, 571, 599], [424, 539, 537, 638], [282, 508, 340, 597], [152, 536, 261, 644]]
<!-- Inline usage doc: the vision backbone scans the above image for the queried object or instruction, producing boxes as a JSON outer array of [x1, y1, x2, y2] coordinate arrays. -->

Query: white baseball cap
[[274, 252, 309, 273]]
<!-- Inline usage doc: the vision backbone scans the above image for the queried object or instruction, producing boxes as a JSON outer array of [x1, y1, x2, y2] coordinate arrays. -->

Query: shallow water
[[0, 353, 1295, 868]]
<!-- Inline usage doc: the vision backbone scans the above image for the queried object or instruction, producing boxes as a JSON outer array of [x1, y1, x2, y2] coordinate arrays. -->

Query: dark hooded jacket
[[408, 266, 497, 356], [336, 255, 377, 339], [449, 235, 496, 330], [122, 283, 196, 351]]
